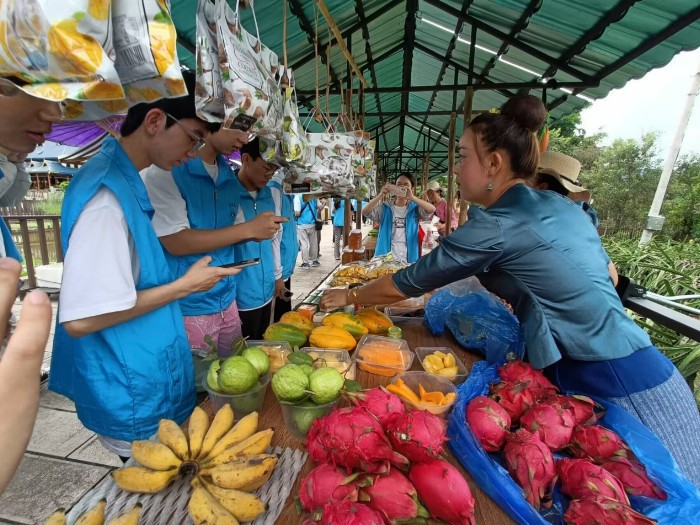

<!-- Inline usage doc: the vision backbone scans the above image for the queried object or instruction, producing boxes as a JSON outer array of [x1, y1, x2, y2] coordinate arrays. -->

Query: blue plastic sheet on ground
[[424, 283, 525, 363], [447, 360, 700, 525]]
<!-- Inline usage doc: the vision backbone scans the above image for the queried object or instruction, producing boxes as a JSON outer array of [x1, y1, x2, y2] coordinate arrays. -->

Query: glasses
[[164, 112, 206, 152]]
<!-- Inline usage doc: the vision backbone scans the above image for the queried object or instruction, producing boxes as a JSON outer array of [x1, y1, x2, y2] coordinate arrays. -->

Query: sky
[[580, 48, 700, 158]]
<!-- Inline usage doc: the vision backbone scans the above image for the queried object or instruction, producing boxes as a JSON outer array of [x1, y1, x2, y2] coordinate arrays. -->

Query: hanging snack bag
[[113, 0, 187, 105], [217, 0, 278, 134], [0, 0, 124, 113], [282, 80, 310, 166], [194, 0, 223, 122]]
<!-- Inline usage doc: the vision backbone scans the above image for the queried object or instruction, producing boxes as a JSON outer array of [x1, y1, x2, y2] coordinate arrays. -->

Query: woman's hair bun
[[500, 95, 547, 133]]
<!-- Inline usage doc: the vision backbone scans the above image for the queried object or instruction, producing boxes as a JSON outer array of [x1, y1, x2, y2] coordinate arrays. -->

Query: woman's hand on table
[[321, 288, 351, 311]]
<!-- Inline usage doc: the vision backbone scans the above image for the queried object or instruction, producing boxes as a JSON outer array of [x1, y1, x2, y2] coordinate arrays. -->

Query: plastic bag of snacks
[[283, 131, 355, 196], [114, 0, 187, 104], [347, 130, 370, 177], [0, 0, 124, 110], [217, 0, 281, 135], [194, 0, 224, 122], [282, 79, 310, 166]]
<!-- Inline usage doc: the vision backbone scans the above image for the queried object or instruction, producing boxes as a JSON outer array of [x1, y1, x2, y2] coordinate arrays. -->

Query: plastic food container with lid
[[354, 335, 413, 376], [415, 346, 469, 384], [390, 371, 458, 417], [240, 340, 292, 373], [301, 347, 356, 380]]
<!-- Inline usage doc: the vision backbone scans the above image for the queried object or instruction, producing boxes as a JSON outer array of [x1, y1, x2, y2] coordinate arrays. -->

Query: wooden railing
[[3, 215, 62, 289]]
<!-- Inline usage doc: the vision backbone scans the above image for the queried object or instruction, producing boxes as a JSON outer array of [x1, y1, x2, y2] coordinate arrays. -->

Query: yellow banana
[[188, 484, 239, 525], [201, 411, 258, 462], [131, 441, 182, 471], [187, 406, 210, 460], [157, 419, 189, 460], [199, 404, 234, 459], [106, 503, 142, 525], [43, 509, 66, 525], [203, 428, 273, 467], [199, 478, 267, 522], [75, 499, 106, 525], [112, 466, 179, 493], [199, 454, 278, 490]]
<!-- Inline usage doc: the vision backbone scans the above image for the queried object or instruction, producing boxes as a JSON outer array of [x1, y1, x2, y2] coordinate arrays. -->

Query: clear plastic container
[[242, 340, 292, 373], [301, 347, 356, 380], [355, 335, 413, 377], [415, 347, 469, 384], [390, 371, 458, 418], [203, 372, 270, 419], [280, 398, 339, 440]]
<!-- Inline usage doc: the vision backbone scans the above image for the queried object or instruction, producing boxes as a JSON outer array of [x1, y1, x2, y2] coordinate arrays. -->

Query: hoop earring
[[486, 182, 494, 191]]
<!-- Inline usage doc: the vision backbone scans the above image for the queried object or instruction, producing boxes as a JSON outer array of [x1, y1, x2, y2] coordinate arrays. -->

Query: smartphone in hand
[[386, 184, 407, 197], [220, 258, 260, 269]]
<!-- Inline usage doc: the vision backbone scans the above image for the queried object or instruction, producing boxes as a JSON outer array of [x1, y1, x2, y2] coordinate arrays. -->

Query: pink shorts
[[183, 300, 242, 357]]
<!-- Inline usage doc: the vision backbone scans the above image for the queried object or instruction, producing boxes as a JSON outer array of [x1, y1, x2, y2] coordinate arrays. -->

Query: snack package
[[114, 0, 187, 104], [283, 132, 355, 196], [282, 83, 310, 165], [0, 0, 124, 109], [217, 0, 281, 135], [194, 0, 224, 122], [347, 130, 370, 177]]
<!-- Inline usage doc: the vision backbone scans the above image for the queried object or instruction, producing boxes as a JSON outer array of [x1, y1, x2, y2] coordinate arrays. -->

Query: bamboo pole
[[446, 113, 457, 233], [316, 0, 369, 87], [458, 87, 475, 225]]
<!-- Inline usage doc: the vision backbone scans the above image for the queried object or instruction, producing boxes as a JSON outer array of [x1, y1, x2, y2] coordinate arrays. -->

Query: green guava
[[292, 400, 328, 434], [271, 364, 310, 402], [206, 360, 222, 392], [309, 367, 344, 405], [218, 356, 259, 394], [299, 364, 314, 378], [241, 347, 270, 376]]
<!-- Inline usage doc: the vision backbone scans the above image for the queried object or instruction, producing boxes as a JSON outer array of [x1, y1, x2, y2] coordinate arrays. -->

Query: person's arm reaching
[[361, 185, 390, 216]]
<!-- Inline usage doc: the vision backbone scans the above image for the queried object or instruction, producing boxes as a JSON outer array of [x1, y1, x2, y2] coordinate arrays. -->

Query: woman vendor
[[321, 95, 700, 486], [361, 172, 435, 263]]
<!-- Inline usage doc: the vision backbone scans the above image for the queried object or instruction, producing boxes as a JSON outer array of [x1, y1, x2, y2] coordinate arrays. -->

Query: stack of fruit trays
[[448, 359, 700, 525]]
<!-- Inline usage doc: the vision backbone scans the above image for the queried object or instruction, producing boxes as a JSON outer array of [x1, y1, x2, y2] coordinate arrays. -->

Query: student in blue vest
[[361, 172, 435, 263], [49, 72, 241, 459], [269, 169, 298, 322], [331, 198, 354, 260], [143, 128, 286, 359], [295, 195, 320, 268], [231, 138, 278, 339]]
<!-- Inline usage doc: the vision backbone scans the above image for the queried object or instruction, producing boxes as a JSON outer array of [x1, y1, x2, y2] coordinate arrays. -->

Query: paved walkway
[[0, 221, 368, 525]]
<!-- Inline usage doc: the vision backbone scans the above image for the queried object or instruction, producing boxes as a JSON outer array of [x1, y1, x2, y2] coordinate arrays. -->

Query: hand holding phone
[[386, 184, 408, 198], [220, 258, 260, 269]]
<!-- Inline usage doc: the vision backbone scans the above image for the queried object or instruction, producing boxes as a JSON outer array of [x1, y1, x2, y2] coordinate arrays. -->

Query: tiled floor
[[0, 221, 368, 524]]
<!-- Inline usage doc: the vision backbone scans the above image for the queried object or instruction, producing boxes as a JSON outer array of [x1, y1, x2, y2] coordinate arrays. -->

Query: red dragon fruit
[[520, 403, 575, 451], [348, 386, 405, 427], [307, 417, 330, 464], [564, 497, 657, 524], [319, 499, 385, 525], [600, 456, 667, 500], [567, 424, 632, 463], [409, 459, 476, 525], [557, 458, 630, 504], [307, 406, 409, 474], [498, 360, 558, 400], [298, 463, 359, 512], [503, 429, 557, 510], [540, 394, 602, 426], [466, 396, 511, 452], [384, 409, 447, 462], [358, 467, 430, 524], [490, 381, 536, 424]]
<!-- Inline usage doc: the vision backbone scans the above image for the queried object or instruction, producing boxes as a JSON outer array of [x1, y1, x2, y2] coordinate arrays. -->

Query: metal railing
[[3, 214, 62, 289]]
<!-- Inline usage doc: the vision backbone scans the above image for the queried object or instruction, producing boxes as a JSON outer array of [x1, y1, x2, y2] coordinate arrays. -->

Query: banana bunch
[[422, 350, 460, 380], [111, 404, 273, 524], [44, 501, 142, 525]]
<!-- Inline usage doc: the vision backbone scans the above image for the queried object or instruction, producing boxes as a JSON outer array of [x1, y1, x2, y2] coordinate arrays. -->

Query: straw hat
[[538, 151, 588, 197], [426, 180, 442, 192]]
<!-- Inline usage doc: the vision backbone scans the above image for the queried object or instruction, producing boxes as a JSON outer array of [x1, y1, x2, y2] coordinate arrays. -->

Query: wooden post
[[446, 113, 457, 233], [458, 87, 475, 226]]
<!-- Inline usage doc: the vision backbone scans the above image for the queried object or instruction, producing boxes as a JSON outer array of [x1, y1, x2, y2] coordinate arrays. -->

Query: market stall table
[[208, 317, 516, 525]]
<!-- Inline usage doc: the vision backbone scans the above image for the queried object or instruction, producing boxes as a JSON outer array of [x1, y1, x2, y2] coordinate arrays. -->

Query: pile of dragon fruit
[[298, 386, 476, 524], [466, 360, 666, 524]]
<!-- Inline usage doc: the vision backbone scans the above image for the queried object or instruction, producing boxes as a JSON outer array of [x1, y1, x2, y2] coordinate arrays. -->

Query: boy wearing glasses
[[143, 128, 287, 364], [50, 72, 241, 459]]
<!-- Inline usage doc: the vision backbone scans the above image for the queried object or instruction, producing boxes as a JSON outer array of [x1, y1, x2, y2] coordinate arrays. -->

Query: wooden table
[[249, 318, 515, 525]]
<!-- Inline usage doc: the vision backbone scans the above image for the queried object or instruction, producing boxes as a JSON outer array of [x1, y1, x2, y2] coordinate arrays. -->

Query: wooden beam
[[316, 0, 369, 87]]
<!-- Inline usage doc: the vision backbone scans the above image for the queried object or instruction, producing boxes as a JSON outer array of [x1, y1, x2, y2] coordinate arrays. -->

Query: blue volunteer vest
[[268, 179, 297, 280], [167, 155, 237, 316], [0, 218, 21, 261], [232, 171, 275, 309], [49, 138, 195, 442], [374, 202, 420, 263]]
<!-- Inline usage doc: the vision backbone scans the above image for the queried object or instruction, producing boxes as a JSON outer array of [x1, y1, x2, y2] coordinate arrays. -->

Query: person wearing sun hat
[[426, 180, 458, 236], [536, 151, 591, 202]]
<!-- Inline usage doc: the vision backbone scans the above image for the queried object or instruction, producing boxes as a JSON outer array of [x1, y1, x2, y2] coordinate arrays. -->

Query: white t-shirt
[[389, 205, 408, 263], [59, 188, 139, 323]]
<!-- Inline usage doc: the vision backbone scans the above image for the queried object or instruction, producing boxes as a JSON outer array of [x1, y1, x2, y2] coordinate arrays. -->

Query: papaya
[[279, 311, 314, 336], [355, 308, 394, 335], [321, 312, 369, 341], [263, 323, 307, 348], [309, 325, 357, 351]]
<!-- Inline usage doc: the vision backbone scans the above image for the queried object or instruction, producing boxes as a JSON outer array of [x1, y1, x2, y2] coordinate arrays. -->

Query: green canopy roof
[[171, 0, 700, 178]]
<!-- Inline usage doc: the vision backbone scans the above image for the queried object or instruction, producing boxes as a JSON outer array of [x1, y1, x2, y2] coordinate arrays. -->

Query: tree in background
[[663, 154, 700, 240]]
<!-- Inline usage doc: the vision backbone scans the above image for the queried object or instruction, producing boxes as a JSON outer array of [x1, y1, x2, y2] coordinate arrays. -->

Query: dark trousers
[[273, 278, 292, 322], [239, 302, 273, 340]]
